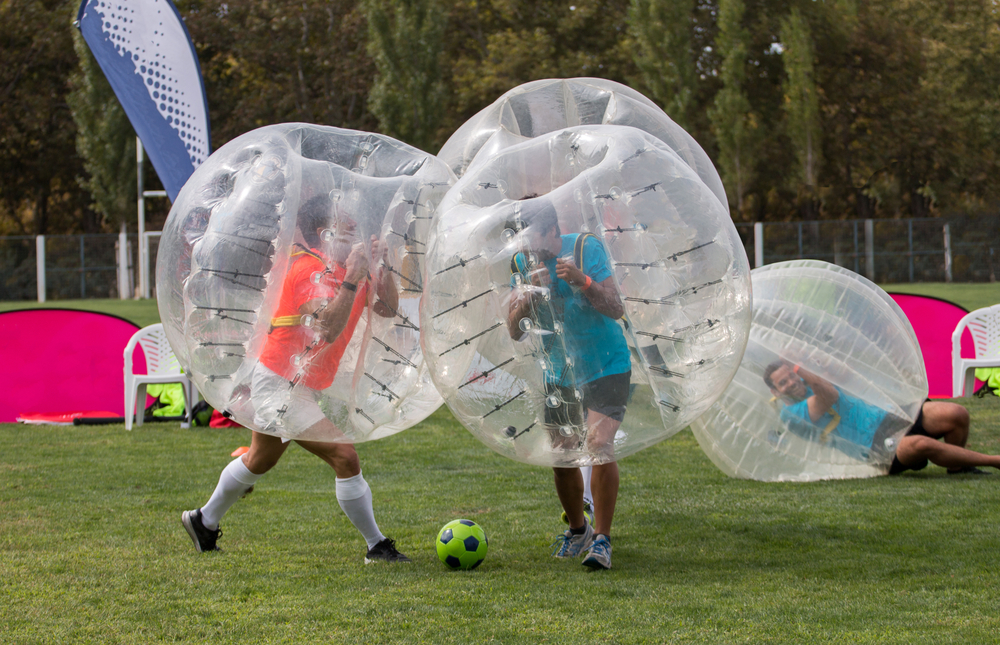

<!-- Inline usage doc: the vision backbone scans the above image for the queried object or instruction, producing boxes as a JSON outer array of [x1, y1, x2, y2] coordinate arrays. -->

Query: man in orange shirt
[[182, 195, 409, 563]]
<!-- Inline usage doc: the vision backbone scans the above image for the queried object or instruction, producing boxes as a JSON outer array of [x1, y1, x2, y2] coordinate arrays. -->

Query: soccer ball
[[436, 519, 488, 570]]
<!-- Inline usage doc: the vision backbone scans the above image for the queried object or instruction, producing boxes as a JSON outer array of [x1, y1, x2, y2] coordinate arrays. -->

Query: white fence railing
[[1, 215, 996, 302]]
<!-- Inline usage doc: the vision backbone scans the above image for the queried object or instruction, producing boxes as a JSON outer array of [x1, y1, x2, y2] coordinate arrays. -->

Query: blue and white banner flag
[[77, 0, 211, 201]]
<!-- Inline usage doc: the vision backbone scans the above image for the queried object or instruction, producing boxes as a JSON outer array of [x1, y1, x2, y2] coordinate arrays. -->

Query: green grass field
[[881, 283, 1000, 312], [2, 284, 999, 643], [0, 298, 163, 328], [2, 401, 999, 644]]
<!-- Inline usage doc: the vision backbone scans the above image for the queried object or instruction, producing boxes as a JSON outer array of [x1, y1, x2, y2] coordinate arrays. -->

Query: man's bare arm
[[507, 264, 550, 340], [369, 236, 399, 318], [305, 242, 368, 343], [798, 366, 840, 422], [507, 289, 538, 340], [555, 258, 623, 319]]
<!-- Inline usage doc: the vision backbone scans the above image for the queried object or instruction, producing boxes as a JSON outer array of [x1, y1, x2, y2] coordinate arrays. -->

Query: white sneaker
[[551, 520, 594, 558]]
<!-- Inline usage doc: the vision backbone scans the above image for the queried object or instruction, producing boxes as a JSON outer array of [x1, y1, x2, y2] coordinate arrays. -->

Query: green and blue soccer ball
[[436, 519, 488, 570]]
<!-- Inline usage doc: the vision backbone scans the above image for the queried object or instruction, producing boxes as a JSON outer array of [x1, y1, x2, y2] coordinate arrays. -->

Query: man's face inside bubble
[[768, 364, 808, 403], [323, 213, 358, 264], [523, 224, 561, 262]]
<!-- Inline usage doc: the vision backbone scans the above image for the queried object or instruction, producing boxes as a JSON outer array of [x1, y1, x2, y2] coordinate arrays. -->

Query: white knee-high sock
[[582, 465, 594, 506], [200, 457, 261, 530], [336, 472, 385, 549]]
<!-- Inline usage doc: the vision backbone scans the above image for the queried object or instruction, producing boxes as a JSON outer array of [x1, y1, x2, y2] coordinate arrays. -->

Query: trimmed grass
[[0, 298, 162, 328], [2, 283, 998, 642], [2, 399, 999, 644], [880, 282, 1000, 312]]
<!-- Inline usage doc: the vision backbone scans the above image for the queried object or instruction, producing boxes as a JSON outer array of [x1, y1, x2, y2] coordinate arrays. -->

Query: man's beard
[[782, 385, 807, 404], [327, 237, 354, 264]]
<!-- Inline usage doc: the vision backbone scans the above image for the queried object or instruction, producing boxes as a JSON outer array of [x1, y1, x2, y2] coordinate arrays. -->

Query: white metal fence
[[734, 215, 997, 283], [0, 215, 996, 302], [0, 231, 161, 302]]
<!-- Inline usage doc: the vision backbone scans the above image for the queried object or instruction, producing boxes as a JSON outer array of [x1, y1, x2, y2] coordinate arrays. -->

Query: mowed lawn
[[1, 283, 999, 643], [2, 401, 999, 644]]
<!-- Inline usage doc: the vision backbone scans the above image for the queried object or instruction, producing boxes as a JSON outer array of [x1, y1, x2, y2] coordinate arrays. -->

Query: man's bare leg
[[896, 434, 1000, 471], [896, 402, 1000, 471], [591, 462, 619, 537], [585, 410, 621, 537], [243, 430, 291, 474], [553, 467, 586, 529], [296, 437, 361, 478], [297, 423, 387, 550], [919, 401, 970, 448]]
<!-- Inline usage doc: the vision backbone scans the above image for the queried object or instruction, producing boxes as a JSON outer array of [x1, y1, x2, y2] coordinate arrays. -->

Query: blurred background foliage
[[2, 0, 998, 235]]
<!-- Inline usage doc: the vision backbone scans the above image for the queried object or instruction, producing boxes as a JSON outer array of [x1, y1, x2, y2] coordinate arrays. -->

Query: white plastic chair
[[952, 304, 1000, 397], [124, 323, 194, 429]]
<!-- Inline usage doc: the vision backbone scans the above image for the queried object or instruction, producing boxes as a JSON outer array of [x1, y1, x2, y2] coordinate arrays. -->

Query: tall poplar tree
[[781, 7, 822, 217], [708, 0, 761, 216], [0, 0, 89, 234], [628, 0, 697, 129], [362, 0, 448, 151]]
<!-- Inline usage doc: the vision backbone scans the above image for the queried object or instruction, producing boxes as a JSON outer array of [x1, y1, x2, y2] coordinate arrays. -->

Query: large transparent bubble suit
[[690, 260, 928, 481], [421, 124, 751, 467], [157, 123, 454, 442], [438, 77, 727, 210]]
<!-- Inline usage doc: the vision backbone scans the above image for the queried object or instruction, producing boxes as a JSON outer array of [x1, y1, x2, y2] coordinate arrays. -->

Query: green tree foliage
[[900, 0, 1000, 212], [0, 0, 90, 235], [3, 0, 1000, 235], [627, 0, 697, 130], [709, 0, 762, 217], [178, 0, 379, 148], [442, 0, 635, 144], [780, 7, 822, 215], [362, 0, 448, 152], [67, 30, 136, 231]]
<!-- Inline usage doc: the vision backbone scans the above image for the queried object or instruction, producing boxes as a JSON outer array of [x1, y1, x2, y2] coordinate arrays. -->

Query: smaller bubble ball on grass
[[436, 519, 488, 570]]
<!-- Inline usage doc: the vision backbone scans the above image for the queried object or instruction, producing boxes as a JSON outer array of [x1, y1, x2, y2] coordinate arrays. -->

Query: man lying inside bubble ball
[[764, 359, 1000, 476]]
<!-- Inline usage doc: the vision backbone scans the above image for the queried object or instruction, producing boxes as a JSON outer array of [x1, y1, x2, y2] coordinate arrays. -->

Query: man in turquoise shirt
[[507, 198, 631, 570], [764, 360, 1000, 475]]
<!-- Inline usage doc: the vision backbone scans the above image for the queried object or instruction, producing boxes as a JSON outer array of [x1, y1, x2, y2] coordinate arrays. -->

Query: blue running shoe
[[582, 534, 612, 570], [551, 521, 594, 558]]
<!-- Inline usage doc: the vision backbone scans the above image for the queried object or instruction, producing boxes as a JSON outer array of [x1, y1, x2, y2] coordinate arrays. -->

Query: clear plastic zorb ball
[[421, 124, 751, 467], [157, 124, 454, 442], [690, 260, 928, 481], [438, 77, 728, 212]]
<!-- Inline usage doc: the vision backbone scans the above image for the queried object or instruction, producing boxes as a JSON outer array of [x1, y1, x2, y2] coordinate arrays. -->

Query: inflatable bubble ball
[[421, 124, 751, 468], [437, 77, 727, 210], [690, 260, 929, 481], [157, 123, 454, 443]]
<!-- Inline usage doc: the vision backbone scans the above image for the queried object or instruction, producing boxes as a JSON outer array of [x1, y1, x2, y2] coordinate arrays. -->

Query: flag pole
[[137, 137, 146, 299]]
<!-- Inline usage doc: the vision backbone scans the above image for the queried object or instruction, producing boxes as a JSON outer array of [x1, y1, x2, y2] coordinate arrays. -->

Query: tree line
[[2, 0, 998, 236]]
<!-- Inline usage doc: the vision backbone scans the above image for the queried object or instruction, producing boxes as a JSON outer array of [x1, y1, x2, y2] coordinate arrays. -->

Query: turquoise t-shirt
[[779, 386, 888, 459], [513, 234, 631, 386]]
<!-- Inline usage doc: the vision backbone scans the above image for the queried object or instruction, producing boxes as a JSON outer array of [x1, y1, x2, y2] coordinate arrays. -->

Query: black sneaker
[[181, 509, 222, 552], [947, 466, 992, 475], [364, 537, 411, 563]]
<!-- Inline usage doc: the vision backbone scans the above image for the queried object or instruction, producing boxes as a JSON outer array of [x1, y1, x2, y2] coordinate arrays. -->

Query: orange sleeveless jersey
[[258, 249, 370, 390]]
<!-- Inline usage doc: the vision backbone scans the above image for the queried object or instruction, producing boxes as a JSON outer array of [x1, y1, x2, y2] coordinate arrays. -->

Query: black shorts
[[543, 371, 631, 429], [888, 401, 932, 475]]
